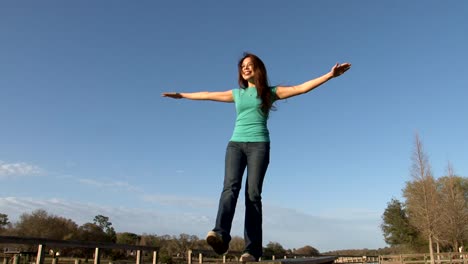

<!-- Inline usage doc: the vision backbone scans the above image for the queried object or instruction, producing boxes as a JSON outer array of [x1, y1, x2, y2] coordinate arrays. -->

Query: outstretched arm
[[162, 90, 233, 102], [276, 62, 351, 100]]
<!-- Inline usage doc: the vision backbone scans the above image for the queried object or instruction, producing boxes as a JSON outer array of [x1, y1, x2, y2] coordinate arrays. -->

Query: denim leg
[[244, 142, 270, 260], [214, 141, 246, 243]]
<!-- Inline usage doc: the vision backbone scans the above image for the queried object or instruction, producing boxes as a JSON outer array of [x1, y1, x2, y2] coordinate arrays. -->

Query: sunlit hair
[[238, 52, 276, 115]]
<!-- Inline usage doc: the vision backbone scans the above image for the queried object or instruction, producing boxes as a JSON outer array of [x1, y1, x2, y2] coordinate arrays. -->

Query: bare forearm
[[166, 90, 233, 102], [179, 92, 212, 100], [295, 72, 334, 94], [276, 71, 334, 99]]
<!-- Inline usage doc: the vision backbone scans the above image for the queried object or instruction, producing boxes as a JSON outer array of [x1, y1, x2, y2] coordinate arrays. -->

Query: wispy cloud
[[142, 194, 216, 208], [61, 175, 143, 193], [55, 175, 216, 211], [0, 161, 42, 179], [0, 197, 213, 236], [60, 175, 215, 209]]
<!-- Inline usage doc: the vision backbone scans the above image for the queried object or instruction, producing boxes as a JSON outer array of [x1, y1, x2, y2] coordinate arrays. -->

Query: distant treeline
[[0, 209, 326, 262]]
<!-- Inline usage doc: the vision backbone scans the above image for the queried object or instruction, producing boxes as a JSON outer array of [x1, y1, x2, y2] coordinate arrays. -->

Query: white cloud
[[0, 161, 42, 179], [67, 176, 143, 193], [142, 194, 216, 208], [61, 175, 216, 209], [0, 197, 213, 236], [0, 197, 386, 252]]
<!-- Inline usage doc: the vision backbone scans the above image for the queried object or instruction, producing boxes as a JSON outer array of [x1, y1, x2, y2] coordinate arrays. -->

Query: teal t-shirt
[[230, 87, 277, 142]]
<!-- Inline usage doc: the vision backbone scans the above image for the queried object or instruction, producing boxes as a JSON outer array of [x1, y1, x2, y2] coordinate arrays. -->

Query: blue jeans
[[213, 141, 270, 260]]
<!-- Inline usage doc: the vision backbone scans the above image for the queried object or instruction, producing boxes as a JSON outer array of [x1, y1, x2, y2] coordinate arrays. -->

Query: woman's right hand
[[162, 92, 182, 99]]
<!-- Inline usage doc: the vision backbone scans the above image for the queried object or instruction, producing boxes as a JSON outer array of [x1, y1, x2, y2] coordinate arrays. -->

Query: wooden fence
[[379, 253, 468, 264], [0, 236, 159, 264], [335, 256, 379, 264], [186, 249, 337, 264], [0, 236, 337, 264], [8, 236, 465, 264]]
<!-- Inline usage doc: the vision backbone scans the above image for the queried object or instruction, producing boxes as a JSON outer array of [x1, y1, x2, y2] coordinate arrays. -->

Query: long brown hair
[[238, 53, 276, 115]]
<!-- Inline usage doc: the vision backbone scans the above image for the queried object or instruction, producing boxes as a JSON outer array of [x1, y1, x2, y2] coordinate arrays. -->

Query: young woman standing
[[163, 53, 351, 262]]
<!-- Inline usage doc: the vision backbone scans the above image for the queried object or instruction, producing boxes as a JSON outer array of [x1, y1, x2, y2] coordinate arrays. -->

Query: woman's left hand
[[331, 63, 351, 77]]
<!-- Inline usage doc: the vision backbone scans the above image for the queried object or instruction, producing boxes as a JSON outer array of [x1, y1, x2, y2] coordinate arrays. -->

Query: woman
[[162, 53, 351, 262]]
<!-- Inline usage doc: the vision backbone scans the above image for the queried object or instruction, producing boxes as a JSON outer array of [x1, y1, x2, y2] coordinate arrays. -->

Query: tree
[[160, 234, 200, 258], [436, 164, 468, 251], [403, 134, 442, 264], [381, 198, 420, 248], [14, 209, 78, 240], [0, 213, 10, 226], [153, 235, 177, 263], [74, 223, 113, 258], [109, 232, 141, 259], [93, 215, 117, 242], [139, 234, 158, 246], [176, 234, 199, 257], [229, 236, 245, 252], [0, 213, 10, 227], [263, 241, 286, 258], [294, 245, 320, 256], [93, 215, 111, 230], [0, 213, 12, 234], [77, 222, 113, 242], [117, 232, 140, 245]]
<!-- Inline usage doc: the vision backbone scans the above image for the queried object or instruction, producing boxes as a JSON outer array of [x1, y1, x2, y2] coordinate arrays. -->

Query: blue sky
[[1, 1, 467, 252]]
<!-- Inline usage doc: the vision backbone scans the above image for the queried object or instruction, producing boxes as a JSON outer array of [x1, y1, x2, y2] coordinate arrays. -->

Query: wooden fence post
[[198, 253, 203, 264], [152, 251, 158, 264], [187, 250, 192, 264], [136, 250, 142, 264], [36, 244, 45, 264], [223, 255, 226, 263], [74, 259, 81, 264], [94, 248, 100, 264], [12, 255, 19, 264]]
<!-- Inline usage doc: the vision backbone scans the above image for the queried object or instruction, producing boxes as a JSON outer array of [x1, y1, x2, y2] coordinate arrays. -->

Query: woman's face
[[240, 57, 255, 81]]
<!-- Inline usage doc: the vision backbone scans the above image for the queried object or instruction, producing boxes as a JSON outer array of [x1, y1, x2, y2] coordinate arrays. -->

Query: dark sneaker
[[206, 231, 228, 255], [239, 252, 256, 262]]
